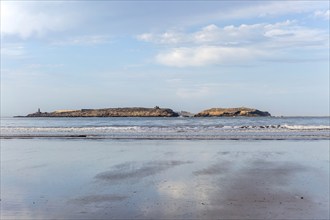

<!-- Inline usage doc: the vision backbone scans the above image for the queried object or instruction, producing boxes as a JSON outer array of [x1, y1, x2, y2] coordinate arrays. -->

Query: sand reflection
[[1, 139, 329, 219], [196, 160, 327, 219], [95, 160, 193, 182]]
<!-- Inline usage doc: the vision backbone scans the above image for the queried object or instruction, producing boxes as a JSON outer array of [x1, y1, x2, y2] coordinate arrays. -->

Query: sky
[[1, 1, 329, 116]]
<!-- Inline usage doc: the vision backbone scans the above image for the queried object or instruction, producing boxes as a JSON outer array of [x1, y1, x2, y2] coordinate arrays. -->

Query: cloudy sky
[[1, 1, 329, 116]]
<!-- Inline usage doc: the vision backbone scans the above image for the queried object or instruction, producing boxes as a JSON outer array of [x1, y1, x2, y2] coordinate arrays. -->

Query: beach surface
[[1, 139, 329, 219]]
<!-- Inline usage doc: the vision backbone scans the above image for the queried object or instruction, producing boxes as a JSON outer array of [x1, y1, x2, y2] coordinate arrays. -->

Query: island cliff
[[194, 107, 271, 117], [26, 107, 179, 117]]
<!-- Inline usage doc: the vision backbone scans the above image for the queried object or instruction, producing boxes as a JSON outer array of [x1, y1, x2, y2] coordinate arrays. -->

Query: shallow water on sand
[[1, 139, 329, 219]]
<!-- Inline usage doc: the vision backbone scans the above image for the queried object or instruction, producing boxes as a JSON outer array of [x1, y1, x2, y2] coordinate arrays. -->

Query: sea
[[1, 116, 329, 140], [1, 116, 329, 219]]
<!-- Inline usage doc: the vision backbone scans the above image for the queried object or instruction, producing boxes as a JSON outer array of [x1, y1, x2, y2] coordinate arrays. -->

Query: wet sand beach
[[1, 139, 329, 219]]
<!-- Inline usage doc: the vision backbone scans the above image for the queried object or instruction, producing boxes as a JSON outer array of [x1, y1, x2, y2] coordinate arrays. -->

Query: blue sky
[[1, 1, 329, 116]]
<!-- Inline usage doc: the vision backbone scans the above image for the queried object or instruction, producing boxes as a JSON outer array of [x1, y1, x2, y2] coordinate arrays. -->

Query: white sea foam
[[1, 124, 329, 134], [280, 124, 330, 130], [1, 117, 329, 139]]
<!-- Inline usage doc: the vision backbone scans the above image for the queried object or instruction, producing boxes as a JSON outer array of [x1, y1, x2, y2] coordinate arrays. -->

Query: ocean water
[[1, 116, 329, 140]]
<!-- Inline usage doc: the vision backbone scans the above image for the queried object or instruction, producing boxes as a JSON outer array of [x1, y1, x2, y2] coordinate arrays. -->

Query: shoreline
[[1, 135, 329, 140]]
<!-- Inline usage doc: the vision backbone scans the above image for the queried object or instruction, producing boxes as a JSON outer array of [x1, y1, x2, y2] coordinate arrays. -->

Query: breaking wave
[[1, 124, 329, 133], [1, 117, 329, 139]]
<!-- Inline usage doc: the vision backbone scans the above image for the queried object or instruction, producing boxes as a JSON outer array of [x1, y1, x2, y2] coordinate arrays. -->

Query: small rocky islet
[[24, 107, 271, 117], [194, 107, 271, 117]]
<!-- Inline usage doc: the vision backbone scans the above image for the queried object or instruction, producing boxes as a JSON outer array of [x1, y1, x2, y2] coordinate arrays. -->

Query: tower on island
[[37, 108, 41, 114]]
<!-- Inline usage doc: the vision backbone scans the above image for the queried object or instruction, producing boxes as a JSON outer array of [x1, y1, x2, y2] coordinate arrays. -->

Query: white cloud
[[156, 46, 264, 67], [0, 2, 77, 38], [136, 33, 154, 42], [189, 1, 329, 25], [138, 20, 327, 48], [314, 10, 330, 20], [137, 31, 185, 44], [52, 35, 111, 46], [138, 20, 328, 67], [1, 44, 26, 58]]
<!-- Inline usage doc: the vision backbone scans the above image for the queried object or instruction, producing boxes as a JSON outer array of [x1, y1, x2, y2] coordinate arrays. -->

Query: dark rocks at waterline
[[178, 111, 194, 117]]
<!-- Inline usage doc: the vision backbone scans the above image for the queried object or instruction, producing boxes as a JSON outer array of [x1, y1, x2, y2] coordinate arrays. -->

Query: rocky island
[[194, 107, 271, 117], [26, 107, 179, 117], [24, 107, 271, 117]]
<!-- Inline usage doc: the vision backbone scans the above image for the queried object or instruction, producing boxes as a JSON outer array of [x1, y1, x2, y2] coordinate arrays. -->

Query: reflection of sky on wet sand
[[1, 139, 329, 219]]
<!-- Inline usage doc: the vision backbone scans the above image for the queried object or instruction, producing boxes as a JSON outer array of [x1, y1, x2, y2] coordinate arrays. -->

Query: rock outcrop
[[26, 107, 179, 117], [178, 111, 194, 117], [194, 107, 271, 117]]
